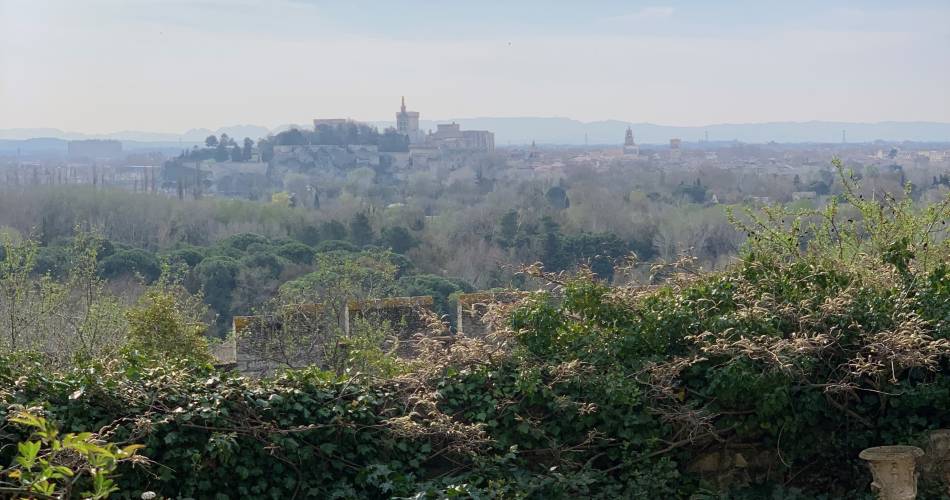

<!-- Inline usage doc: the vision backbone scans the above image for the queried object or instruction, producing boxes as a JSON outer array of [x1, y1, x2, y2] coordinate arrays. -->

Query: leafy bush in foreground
[[0, 411, 144, 499]]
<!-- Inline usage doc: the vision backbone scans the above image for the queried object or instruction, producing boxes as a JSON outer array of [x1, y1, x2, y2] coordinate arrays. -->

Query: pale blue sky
[[1, 0, 948, 133]]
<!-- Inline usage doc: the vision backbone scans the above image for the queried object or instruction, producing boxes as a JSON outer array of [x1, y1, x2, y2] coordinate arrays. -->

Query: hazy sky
[[2, 0, 949, 133]]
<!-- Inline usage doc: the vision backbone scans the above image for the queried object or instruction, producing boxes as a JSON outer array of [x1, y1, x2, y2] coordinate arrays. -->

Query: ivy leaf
[[16, 440, 42, 465]]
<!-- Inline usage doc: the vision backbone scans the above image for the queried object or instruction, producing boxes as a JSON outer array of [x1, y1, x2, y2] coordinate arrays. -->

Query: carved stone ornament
[[859, 445, 925, 500]]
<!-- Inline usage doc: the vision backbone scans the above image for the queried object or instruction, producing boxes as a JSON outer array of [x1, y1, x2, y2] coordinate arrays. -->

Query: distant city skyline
[[5, 119, 950, 146], [2, 0, 949, 133]]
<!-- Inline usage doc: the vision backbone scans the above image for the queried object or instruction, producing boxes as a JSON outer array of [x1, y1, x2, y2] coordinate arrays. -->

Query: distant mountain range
[[0, 125, 272, 144], [2, 120, 949, 149]]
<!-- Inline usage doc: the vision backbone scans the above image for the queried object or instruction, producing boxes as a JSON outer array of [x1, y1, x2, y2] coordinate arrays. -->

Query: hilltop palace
[[394, 96, 495, 152]]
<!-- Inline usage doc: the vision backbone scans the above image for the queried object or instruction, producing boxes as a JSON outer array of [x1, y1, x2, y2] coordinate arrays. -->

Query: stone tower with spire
[[396, 96, 421, 143], [623, 126, 639, 157]]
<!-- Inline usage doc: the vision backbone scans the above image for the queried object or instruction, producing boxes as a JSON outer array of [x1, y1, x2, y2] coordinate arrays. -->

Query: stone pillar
[[859, 445, 925, 500], [926, 430, 950, 494]]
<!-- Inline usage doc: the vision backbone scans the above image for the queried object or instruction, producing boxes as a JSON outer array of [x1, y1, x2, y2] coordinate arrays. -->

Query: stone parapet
[[456, 291, 532, 337]]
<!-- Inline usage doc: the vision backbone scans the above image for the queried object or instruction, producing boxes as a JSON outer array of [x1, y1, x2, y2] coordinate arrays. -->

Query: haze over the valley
[[3, 119, 950, 147], [2, 0, 949, 136]]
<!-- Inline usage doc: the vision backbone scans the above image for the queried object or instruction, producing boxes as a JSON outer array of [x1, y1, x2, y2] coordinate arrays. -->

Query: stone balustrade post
[[859, 445, 925, 500]]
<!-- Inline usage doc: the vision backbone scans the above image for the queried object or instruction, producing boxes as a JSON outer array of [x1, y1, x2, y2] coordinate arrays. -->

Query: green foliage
[[349, 213, 375, 247], [345, 316, 406, 378], [164, 245, 206, 267], [729, 158, 950, 282], [194, 256, 240, 326], [320, 220, 348, 241], [0, 235, 45, 351], [32, 245, 71, 278], [562, 232, 631, 281], [378, 128, 410, 153], [380, 226, 417, 254], [270, 122, 381, 147], [293, 224, 322, 246], [222, 232, 270, 252], [398, 274, 473, 320], [1, 411, 143, 499], [276, 241, 315, 265], [0, 230, 131, 362], [545, 185, 570, 210], [498, 209, 519, 248], [240, 251, 284, 279], [674, 178, 708, 203], [496, 159, 950, 496], [280, 249, 400, 304], [315, 239, 358, 253], [492, 209, 653, 280], [195, 255, 239, 290], [125, 284, 212, 365], [99, 248, 161, 283]]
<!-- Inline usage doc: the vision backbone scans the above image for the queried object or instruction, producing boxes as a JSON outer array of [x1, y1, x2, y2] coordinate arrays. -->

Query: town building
[[623, 127, 639, 157], [463, 130, 495, 152], [792, 191, 818, 201], [396, 98, 495, 153], [670, 138, 682, 161], [419, 122, 495, 152], [395, 97, 424, 144]]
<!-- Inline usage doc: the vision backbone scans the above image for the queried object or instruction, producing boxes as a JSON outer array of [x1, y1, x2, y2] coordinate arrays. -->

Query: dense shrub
[[315, 239, 358, 253], [98, 248, 162, 283], [164, 245, 206, 267], [32, 245, 71, 278], [380, 226, 417, 254], [194, 256, 240, 325], [124, 286, 212, 364], [222, 232, 270, 252], [276, 242, 316, 265], [240, 252, 284, 279], [398, 274, 473, 320]]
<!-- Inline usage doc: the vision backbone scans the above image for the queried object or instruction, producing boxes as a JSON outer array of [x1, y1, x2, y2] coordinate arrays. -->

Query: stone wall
[[214, 298, 435, 377], [213, 288, 668, 374], [209, 337, 236, 368], [456, 291, 532, 337], [346, 296, 435, 357], [231, 304, 331, 377]]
